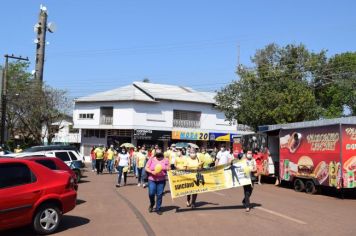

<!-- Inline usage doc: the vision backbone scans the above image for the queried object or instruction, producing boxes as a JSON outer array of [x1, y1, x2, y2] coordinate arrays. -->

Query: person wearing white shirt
[[215, 146, 232, 166]]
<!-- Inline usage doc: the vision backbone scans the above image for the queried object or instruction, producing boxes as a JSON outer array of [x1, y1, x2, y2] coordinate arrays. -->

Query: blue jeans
[[107, 159, 114, 173], [148, 180, 165, 211], [117, 166, 127, 185], [91, 159, 96, 171]]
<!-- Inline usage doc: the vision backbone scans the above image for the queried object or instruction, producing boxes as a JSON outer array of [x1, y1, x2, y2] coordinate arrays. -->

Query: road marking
[[114, 190, 156, 236], [255, 207, 307, 225], [212, 191, 226, 196]]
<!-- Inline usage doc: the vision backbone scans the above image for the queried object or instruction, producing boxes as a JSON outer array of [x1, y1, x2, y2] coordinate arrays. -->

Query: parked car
[[23, 145, 78, 153], [9, 149, 84, 165], [9, 146, 85, 165], [12, 150, 85, 181], [20, 156, 79, 190], [0, 158, 77, 234]]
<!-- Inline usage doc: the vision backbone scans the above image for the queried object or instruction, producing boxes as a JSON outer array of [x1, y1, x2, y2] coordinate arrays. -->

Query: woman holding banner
[[145, 149, 170, 215], [242, 150, 257, 212], [185, 150, 203, 209]]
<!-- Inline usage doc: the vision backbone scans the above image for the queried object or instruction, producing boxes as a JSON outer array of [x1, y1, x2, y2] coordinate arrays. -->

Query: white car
[[10, 150, 84, 167]]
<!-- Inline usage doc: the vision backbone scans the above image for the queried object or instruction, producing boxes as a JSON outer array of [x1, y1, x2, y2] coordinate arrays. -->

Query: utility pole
[[1, 54, 29, 146], [34, 5, 48, 84]]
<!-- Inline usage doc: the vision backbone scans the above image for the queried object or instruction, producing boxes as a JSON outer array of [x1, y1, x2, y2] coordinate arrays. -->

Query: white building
[[73, 82, 251, 156], [42, 119, 81, 145]]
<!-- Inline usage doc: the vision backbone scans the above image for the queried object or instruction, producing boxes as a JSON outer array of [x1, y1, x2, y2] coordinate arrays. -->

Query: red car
[[20, 156, 79, 191], [0, 158, 77, 235]]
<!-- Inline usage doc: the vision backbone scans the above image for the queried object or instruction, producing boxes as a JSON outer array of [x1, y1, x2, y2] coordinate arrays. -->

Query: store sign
[[209, 133, 231, 142], [172, 131, 209, 141], [134, 129, 171, 141]]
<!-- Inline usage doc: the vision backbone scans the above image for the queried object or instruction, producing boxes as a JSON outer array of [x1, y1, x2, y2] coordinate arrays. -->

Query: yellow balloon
[[154, 164, 163, 174]]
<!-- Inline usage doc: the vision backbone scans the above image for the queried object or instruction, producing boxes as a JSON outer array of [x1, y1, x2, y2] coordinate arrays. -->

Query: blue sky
[[1, 0, 356, 98]]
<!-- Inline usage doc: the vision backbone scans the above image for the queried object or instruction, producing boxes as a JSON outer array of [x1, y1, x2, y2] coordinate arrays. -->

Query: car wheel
[[33, 204, 62, 235], [74, 170, 81, 183], [305, 181, 317, 194], [293, 179, 305, 192]]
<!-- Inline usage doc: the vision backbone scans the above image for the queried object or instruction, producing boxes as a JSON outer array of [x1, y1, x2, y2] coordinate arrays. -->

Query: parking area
[[4, 169, 356, 236]]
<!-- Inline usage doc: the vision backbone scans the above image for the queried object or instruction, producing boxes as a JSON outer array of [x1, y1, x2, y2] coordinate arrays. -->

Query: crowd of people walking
[[89, 143, 260, 214]]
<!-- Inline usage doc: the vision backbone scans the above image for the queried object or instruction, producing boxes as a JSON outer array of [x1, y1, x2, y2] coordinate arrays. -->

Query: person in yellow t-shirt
[[14, 145, 23, 153], [174, 149, 187, 170], [198, 148, 213, 169], [106, 145, 115, 174], [94, 145, 105, 175], [169, 146, 178, 170], [136, 147, 148, 186], [184, 150, 203, 209]]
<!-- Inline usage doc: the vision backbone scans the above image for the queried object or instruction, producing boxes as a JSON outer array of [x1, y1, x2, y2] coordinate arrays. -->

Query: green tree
[[216, 43, 322, 130], [1, 61, 70, 147], [315, 52, 356, 116]]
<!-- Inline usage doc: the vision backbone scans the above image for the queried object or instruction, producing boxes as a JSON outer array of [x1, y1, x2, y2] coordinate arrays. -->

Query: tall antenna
[[237, 43, 240, 67]]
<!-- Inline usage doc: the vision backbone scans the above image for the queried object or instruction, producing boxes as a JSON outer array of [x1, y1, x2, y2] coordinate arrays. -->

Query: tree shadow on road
[[175, 203, 262, 213], [3, 215, 90, 236]]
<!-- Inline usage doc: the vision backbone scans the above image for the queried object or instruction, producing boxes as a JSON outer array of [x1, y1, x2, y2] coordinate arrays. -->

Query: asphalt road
[[4, 169, 356, 236]]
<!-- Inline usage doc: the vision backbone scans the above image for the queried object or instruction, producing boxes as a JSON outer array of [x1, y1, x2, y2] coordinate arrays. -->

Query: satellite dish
[[47, 22, 56, 33], [33, 23, 40, 33], [34, 39, 39, 44]]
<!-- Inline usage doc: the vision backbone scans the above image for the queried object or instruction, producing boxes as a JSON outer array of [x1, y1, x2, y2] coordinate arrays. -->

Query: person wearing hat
[[14, 145, 23, 153], [241, 150, 257, 212]]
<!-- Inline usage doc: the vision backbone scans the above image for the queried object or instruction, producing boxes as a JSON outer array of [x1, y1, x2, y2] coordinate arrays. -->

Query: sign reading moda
[[134, 129, 171, 141], [172, 130, 209, 141]]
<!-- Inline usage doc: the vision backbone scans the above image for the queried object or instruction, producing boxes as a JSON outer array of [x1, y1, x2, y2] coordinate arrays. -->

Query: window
[[55, 152, 71, 162], [173, 110, 201, 121], [68, 152, 78, 160], [79, 113, 94, 119], [173, 110, 201, 128], [100, 107, 113, 125], [0, 163, 36, 189], [83, 129, 106, 138], [35, 160, 57, 170]]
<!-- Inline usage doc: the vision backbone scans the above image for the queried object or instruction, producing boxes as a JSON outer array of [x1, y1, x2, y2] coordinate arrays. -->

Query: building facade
[[73, 82, 252, 156]]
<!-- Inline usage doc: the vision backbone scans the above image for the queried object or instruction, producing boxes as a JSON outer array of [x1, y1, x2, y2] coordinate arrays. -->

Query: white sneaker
[[137, 183, 141, 187]]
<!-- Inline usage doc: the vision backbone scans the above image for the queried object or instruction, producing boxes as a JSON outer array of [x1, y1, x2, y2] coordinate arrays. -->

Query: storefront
[[171, 130, 209, 147], [208, 133, 241, 150], [134, 129, 171, 149]]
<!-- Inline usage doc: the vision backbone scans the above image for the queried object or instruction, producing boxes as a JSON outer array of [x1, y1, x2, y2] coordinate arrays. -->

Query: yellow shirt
[[175, 156, 187, 170], [137, 152, 147, 168], [169, 151, 177, 165], [14, 148, 22, 153], [94, 148, 104, 159], [199, 153, 213, 168], [106, 149, 115, 160], [185, 157, 201, 170]]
